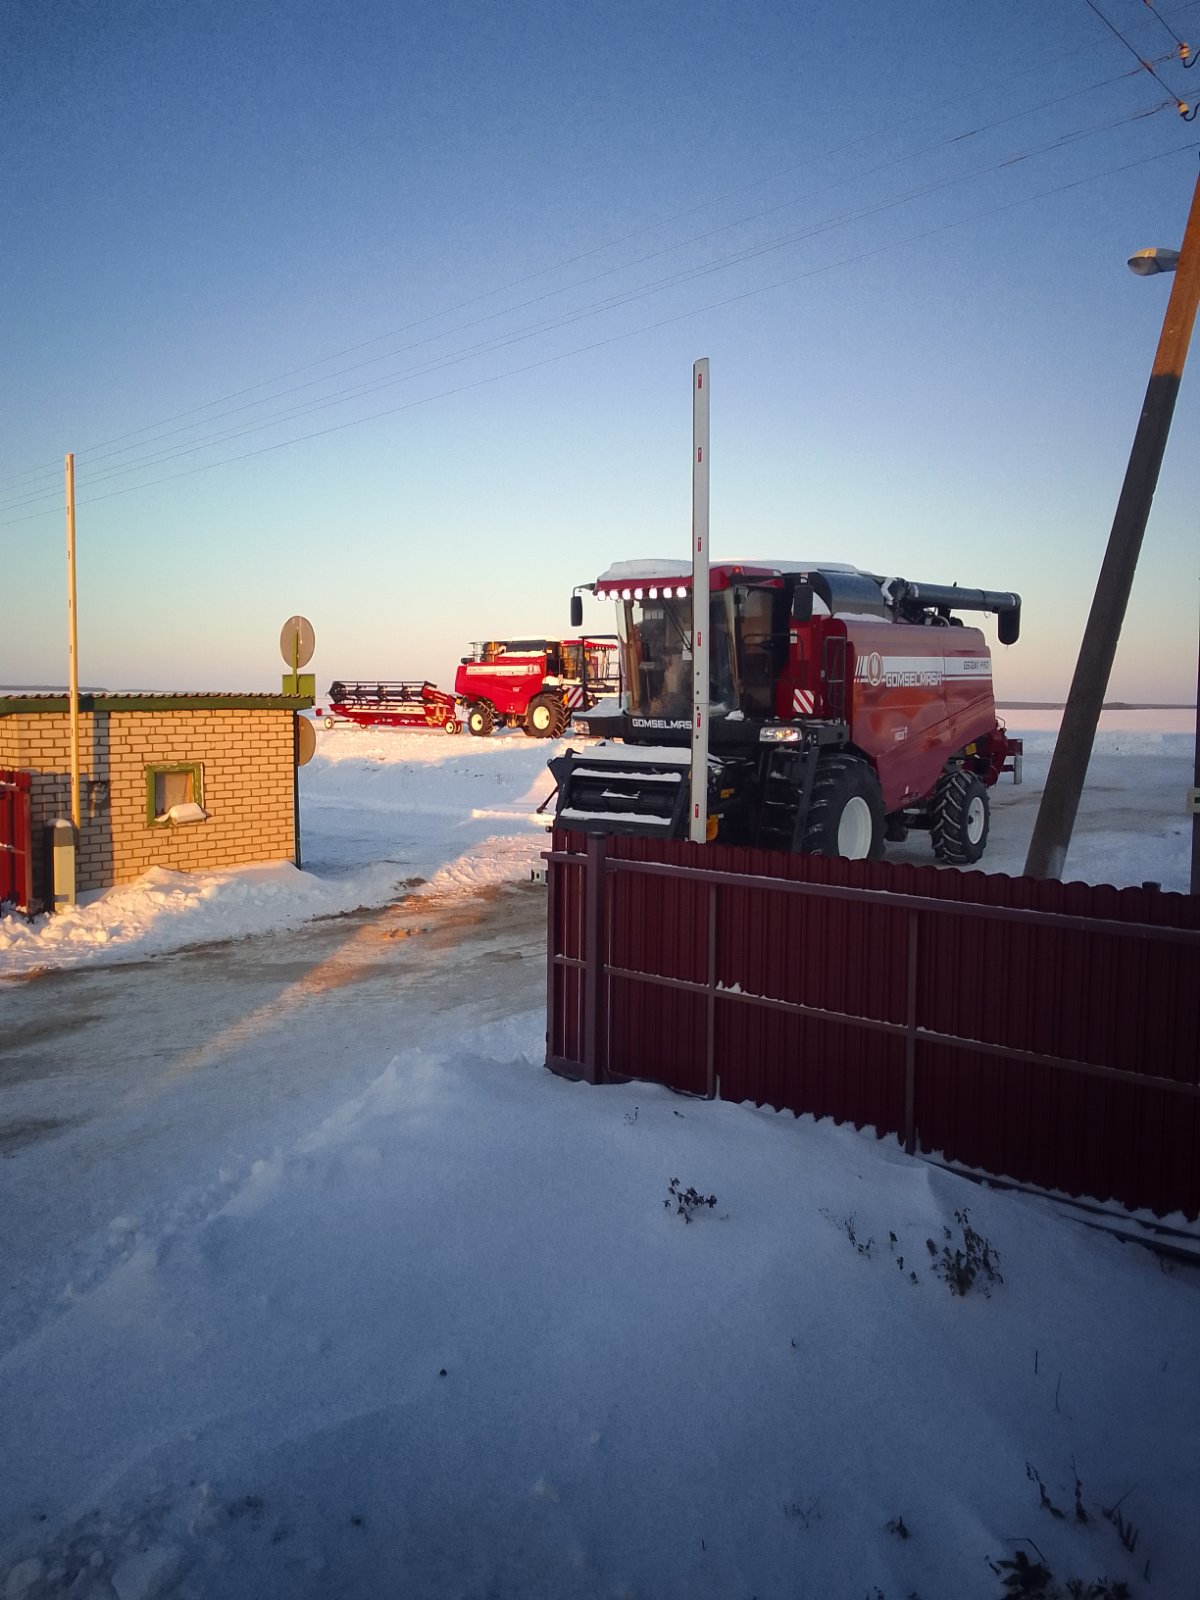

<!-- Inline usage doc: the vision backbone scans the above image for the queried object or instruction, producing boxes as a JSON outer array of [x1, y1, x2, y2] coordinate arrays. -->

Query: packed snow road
[[1, 730, 563, 1359], [0, 881, 546, 1356]]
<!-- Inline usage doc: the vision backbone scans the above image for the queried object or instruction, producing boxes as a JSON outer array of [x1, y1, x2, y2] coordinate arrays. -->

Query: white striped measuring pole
[[689, 358, 710, 845]]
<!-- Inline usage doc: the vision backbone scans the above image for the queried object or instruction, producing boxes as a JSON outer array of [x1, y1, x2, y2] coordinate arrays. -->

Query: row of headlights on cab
[[600, 585, 691, 601]]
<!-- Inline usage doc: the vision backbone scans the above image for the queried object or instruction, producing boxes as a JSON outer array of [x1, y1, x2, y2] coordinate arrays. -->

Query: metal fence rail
[[545, 830, 1200, 1219], [0, 769, 33, 914]]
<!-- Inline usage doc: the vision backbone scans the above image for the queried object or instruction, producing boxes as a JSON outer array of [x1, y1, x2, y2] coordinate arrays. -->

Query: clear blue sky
[[4, 0, 1199, 701]]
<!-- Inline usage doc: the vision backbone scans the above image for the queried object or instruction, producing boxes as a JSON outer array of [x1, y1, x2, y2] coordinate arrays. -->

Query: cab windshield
[[616, 591, 737, 720]]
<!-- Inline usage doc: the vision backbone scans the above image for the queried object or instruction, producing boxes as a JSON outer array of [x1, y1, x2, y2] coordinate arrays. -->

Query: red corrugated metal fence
[[0, 769, 34, 914], [545, 829, 1200, 1220]]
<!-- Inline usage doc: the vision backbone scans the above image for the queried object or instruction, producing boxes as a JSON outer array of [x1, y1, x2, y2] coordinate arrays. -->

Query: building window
[[145, 762, 207, 826]]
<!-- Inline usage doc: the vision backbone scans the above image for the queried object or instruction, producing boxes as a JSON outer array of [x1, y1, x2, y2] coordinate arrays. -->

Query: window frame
[[145, 761, 206, 827]]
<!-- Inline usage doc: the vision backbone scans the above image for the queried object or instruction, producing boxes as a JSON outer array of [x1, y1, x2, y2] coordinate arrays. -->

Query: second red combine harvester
[[455, 637, 619, 738], [548, 560, 1022, 863]]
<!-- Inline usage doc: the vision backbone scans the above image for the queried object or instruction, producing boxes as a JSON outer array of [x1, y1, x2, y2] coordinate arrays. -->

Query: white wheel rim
[[837, 795, 874, 859], [532, 706, 550, 730], [966, 794, 986, 844]]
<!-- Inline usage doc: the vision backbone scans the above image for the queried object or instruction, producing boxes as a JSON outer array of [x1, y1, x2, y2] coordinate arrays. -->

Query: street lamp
[[1128, 247, 1182, 276], [1127, 244, 1200, 897]]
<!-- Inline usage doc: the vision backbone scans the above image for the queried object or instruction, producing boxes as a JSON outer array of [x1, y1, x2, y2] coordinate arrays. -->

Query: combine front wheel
[[931, 770, 989, 863], [524, 695, 568, 738], [466, 702, 495, 738], [799, 755, 885, 861]]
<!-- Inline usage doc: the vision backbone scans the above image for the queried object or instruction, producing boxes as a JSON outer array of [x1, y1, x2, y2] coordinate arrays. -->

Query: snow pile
[[3, 714, 1195, 978], [3, 1015, 1197, 1599], [0, 729, 564, 976]]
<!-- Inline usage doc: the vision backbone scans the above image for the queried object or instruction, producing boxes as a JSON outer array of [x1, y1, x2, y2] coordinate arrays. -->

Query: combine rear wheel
[[524, 695, 568, 738], [798, 755, 885, 861], [931, 769, 989, 863], [466, 702, 495, 738]]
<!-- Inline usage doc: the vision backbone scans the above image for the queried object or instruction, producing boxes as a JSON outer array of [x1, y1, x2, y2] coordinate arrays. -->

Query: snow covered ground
[[1, 711, 1194, 978], [1, 715, 1197, 1600]]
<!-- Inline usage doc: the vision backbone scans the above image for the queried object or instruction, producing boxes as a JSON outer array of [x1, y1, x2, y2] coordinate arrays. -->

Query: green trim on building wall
[[0, 693, 313, 715]]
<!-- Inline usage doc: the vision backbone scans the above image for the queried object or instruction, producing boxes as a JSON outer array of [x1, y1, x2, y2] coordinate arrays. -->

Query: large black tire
[[466, 702, 495, 738], [798, 755, 885, 861], [931, 769, 989, 864], [524, 695, 568, 739]]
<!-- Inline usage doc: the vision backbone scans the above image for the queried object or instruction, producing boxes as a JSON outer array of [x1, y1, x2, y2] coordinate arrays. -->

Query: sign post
[[279, 615, 317, 869]]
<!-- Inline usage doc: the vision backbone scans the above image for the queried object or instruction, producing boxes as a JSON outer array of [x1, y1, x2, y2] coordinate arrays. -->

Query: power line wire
[[0, 29, 1154, 493], [1139, 0, 1194, 65], [0, 100, 1171, 515], [3, 139, 1193, 530], [1083, 0, 1194, 105], [0, 69, 1154, 511], [0, 84, 1170, 512]]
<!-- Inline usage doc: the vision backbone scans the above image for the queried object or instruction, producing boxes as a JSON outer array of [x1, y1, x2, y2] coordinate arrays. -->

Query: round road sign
[[280, 615, 316, 669]]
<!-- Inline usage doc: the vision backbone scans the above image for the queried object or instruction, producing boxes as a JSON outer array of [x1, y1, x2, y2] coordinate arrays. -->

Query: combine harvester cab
[[548, 561, 1022, 863], [455, 637, 619, 738], [318, 680, 461, 733]]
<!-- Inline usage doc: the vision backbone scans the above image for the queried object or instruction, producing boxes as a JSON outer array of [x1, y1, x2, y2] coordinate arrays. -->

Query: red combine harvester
[[317, 680, 461, 734], [454, 637, 619, 738], [548, 560, 1022, 863]]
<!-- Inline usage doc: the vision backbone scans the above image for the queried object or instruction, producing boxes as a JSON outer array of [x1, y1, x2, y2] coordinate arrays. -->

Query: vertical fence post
[[904, 909, 919, 1155], [582, 833, 607, 1085], [705, 881, 718, 1098], [544, 835, 558, 1065]]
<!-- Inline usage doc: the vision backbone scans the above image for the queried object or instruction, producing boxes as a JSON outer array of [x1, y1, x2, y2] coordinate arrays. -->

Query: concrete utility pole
[[1024, 165, 1200, 882]]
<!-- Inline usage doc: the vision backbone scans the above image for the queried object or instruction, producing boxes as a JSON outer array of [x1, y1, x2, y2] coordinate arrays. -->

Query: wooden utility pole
[[1024, 165, 1200, 881], [66, 452, 81, 833]]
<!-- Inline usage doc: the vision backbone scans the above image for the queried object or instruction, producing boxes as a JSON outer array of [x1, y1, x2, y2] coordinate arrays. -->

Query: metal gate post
[[705, 881, 718, 1098], [904, 909, 919, 1155], [544, 838, 558, 1065], [582, 833, 607, 1085]]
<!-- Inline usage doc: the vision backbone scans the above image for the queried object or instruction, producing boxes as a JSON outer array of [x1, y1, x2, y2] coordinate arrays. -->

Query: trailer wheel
[[323, 715, 335, 729], [444, 717, 461, 736], [466, 702, 495, 737], [524, 695, 568, 739], [799, 755, 885, 861], [931, 769, 989, 864]]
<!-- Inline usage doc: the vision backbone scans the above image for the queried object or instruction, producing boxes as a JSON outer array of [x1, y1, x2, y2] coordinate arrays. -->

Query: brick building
[[0, 693, 311, 911]]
